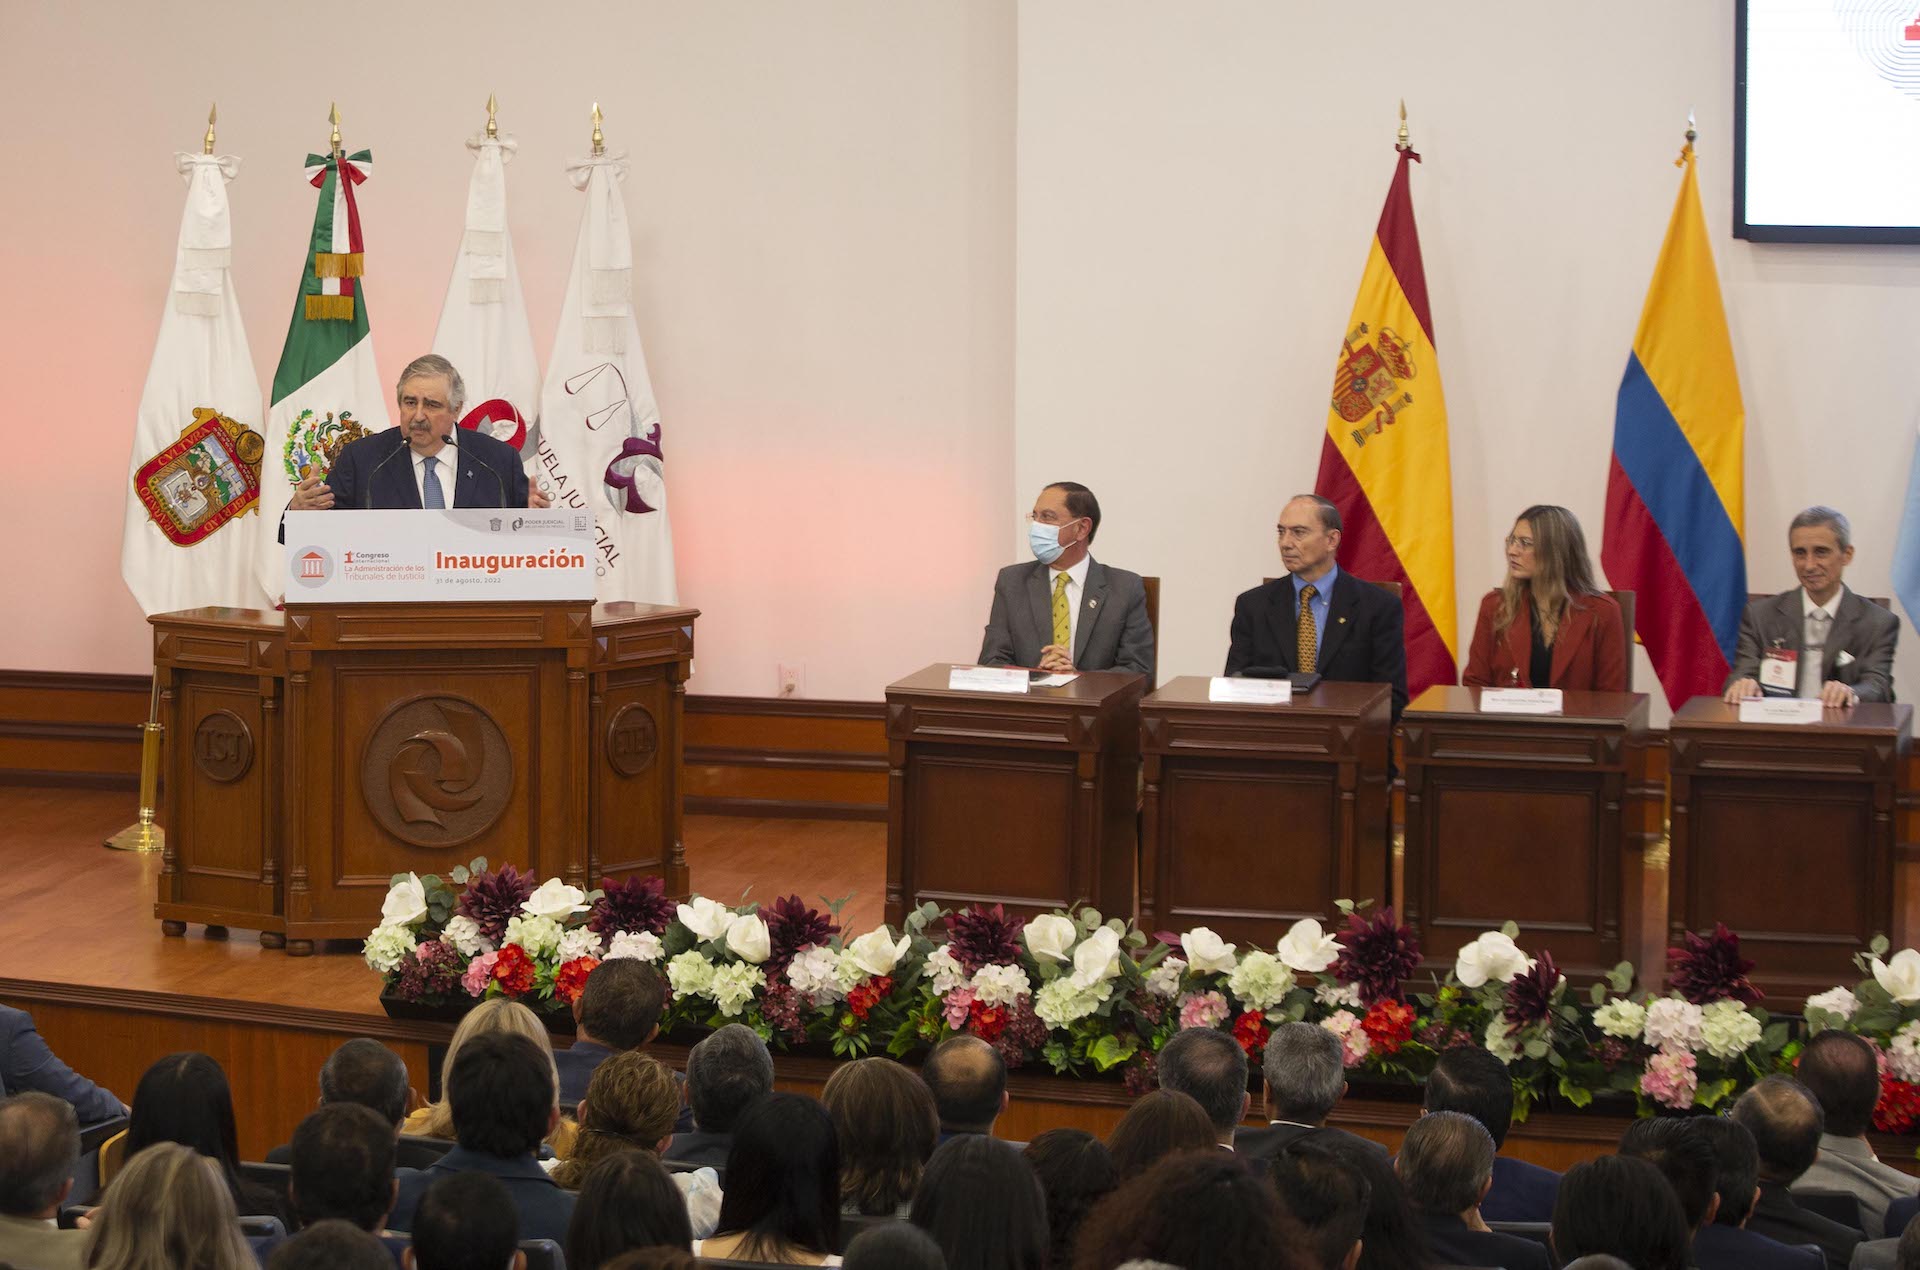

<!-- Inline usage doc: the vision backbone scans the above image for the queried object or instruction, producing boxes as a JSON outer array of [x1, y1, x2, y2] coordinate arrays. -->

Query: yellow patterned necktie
[[1297, 584, 1318, 673], [1052, 572, 1072, 650]]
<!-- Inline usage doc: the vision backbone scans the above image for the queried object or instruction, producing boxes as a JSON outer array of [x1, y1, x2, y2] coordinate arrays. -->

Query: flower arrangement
[[1801, 937, 1920, 1132]]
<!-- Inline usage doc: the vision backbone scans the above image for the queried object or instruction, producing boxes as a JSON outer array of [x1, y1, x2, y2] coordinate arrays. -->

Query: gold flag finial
[[591, 101, 605, 156], [203, 103, 217, 155], [1678, 108, 1698, 166], [486, 92, 498, 139], [1686, 107, 1697, 145], [329, 102, 342, 157], [1396, 99, 1410, 151]]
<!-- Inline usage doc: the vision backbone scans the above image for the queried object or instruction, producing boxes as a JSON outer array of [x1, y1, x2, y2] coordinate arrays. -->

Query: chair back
[[837, 1211, 908, 1252], [1486, 1220, 1553, 1247], [237, 1214, 285, 1238], [1884, 1193, 1920, 1237], [1793, 1188, 1865, 1233], [519, 1239, 565, 1270], [238, 1160, 293, 1214], [1141, 576, 1160, 672]]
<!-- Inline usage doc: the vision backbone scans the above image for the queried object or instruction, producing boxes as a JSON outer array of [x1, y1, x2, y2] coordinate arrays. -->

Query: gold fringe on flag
[[312, 251, 364, 278], [304, 294, 356, 321]]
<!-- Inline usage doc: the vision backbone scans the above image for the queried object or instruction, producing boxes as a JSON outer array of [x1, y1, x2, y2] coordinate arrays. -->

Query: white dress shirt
[[410, 438, 456, 508], [1048, 554, 1092, 656], [1799, 587, 1842, 698]]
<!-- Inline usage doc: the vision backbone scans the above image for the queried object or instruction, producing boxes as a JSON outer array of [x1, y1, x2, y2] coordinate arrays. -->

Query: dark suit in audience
[[1480, 1154, 1561, 1224], [661, 1023, 774, 1176], [1749, 1180, 1861, 1270], [389, 1146, 573, 1245], [1233, 1120, 1386, 1164], [0, 1006, 125, 1123], [555, 1038, 693, 1134], [1692, 1220, 1823, 1270], [1415, 1210, 1551, 1270], [266, 1137, 443, 1170], [662, 1128, 734, 1172]]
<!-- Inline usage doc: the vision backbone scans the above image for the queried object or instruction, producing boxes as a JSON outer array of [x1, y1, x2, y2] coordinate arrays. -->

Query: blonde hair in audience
[[550, 1051, 681, 1189], [84, 1141, 254, 1270], [1493, 504, 1603, 646], [417, 997, 565, 1141]]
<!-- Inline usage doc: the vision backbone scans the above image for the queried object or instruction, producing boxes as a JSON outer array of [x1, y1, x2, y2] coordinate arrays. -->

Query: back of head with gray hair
[[685, 1022, 774, 1134], [1789, 505, 1852, 552], [1262, 1022, 1346, 1125], [395, 353, 467, 417], [1398, 1109, 1495, 1217], [1157, 1026, 1249, 1133], [0, 1091, 80, 1217]]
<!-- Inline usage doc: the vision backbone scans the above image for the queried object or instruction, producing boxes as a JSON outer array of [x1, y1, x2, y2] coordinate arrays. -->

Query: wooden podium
[[883, 664, 1145, 927], [1400, 687, 1655, 981], [1138, 678, 1392, 943], [1668, 697, 1912, 1001], [151, 601, 697, 952]]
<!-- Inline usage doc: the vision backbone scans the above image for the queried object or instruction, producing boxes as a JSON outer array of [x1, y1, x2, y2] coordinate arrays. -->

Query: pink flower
[[461, 950, 500, 998], [1640, 1049, 1699, 1110], [943, 986, 978, 1031], [1320, 1009, 1372, 1067], [1178, 990, 1230, 1030]]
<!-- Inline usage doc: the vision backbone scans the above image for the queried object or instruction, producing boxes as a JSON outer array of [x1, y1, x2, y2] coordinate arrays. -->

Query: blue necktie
[[422, 455, 446, 509]]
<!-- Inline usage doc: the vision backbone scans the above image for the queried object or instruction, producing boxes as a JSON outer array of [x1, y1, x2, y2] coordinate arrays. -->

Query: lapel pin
[[1338, 617, 1347, 624], [1089, 598, 1099, 609]]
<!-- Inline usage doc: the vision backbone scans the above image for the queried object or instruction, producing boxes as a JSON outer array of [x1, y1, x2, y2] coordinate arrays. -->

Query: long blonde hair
[[418, 998, 564, 1140], [1494, 505, 1603, 646], [85, 1142, 254, 1270]]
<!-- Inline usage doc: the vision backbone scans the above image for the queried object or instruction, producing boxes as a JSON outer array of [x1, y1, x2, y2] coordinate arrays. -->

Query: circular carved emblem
[[192, 710, 254, 783], [360, 695, 513, 848], [605, 703, 659, 777]]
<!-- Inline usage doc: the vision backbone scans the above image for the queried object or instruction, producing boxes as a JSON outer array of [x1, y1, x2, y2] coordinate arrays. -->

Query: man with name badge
[[978, 482, 1155, 678], [1723, 506, 1896, 709]]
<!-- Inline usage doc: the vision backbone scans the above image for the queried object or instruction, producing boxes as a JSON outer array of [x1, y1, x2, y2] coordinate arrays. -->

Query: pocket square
[[1838, 650, 1856, 667]]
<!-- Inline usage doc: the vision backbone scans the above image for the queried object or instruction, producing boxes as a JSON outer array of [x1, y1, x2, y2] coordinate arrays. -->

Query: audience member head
[[552, 1051, 682, 1189], [1691, 1115, 1762, 1227], [1551, 1155, 1691, 1270], [1423, 1044, 1516, 1149], [1797, 1029, 1882, 1139], [404, 1171, 523, 1270], [0, 1092, 78, 1220], [288, 1103, 397, 1230], [83, 1142, 253, 1270], [1263, 1023, 1347, 1125], [1561, 1259, 1635, 1270], [1074, 1151, 1310, 1270], [685, 1023, 774, 1134], [920, 1035, 1008, 1135], [1270, 1140, 1371, 1270], [911, 1135, 1048, 1270], [565, 1151, 694, 1270], [446, 1030, 556, 1159], [714, 1092, 840, 1261], [419, 997, 563, 1140], [1318, 1134, 1433, 1270], [1730, 1075, 1825, 1184], [317, 1038, 411, 1128], [601, 1252, 697, 1270], [822, 1057, 939, 1216], [125, 1051, 244, 1175], [1396, 1109, 1494, 1218], [575, 960, 669, 1051], [1618, 1117, 1720, 1230], [1105, 1089, 1218, 1181], [1023, 1129, 1118, 1270], [843, 1223, 949, 1270], [1155, 1027, 1250, 1144], [266, 1220, 394, 1270]]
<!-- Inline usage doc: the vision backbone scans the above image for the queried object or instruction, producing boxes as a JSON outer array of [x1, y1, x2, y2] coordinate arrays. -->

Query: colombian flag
[[1315, 145, 1457, 697], [1601, 140, 1745, 709]]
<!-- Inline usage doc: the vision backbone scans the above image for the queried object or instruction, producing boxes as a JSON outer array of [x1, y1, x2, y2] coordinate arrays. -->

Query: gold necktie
[[1297, 584, 1318, 673], [1052, 572, 1072, 649]]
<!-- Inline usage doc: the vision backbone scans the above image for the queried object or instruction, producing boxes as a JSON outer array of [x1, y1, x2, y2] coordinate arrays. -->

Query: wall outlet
[[777, 663, 804, 697]]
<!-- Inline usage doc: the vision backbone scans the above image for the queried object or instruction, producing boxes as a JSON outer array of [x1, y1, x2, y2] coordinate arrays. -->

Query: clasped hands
[[1037, 644, 1075, 674]]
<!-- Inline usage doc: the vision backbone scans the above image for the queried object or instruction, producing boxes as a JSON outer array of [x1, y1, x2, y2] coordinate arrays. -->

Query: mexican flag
[[253, 147, 393, 601], [536, 148, 678, 603], [121, 151, 268, 616]]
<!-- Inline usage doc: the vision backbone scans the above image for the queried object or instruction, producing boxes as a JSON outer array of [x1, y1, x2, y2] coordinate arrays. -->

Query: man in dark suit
[[1400, 1111, 1550, 1270], [1234, 1023, 1387, 1163], [1225, 494, 1408, 718], [1155, 1027, 1249, 1150], [555, 961, 691, 1134], [1684, 1118, 1824, 1270], [1724, 506, 1897, 706], [920, 1035, 1008, 1142], [979, 482, 1155, 678], [251, 1104, 407, 1266], [1424, 1045, 1559, 1222], [0, 1005, 124, 1124], [1733, 1077, 1862, 1270], [265, 1039, 443, 1171], [663, 1024, 774, 1172]]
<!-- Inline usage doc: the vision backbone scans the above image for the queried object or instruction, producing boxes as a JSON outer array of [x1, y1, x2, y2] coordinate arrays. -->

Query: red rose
[[1361, 999, 1415, 1056], [1231, 1011, 1272, 1060], [492, 945, 536, 997], [555, 956, 600, 1005], [847, 974, 895, 1021], [1874, 1074, 1920, 1135]]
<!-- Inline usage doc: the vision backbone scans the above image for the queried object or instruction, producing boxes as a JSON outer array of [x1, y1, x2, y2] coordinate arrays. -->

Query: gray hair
[[1789, 505, 1851, 552], [395, 353, 466, 416], [686, 1023, 775, 1133], [0, 1092, 80, 1217], [1157, 1027, 1249, 1133], [1286, 493, 1343, 533], [1398, 1110, 1495, 1216], [1262, 1022, 1346, 1124]]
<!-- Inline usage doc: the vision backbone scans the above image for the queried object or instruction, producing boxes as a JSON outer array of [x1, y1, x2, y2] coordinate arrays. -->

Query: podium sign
[[284, 509, 595, 602]]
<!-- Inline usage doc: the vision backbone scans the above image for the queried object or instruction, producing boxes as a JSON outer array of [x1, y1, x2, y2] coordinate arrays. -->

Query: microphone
[[363, 434, 413, 510]]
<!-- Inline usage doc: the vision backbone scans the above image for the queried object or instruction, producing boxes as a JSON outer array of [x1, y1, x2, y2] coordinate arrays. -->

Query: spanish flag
[[1315, 144, 1457, 697], [1601, 138, 1745, 709]]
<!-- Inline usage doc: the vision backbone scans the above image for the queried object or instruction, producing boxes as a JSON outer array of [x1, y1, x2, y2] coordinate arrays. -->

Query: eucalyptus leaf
[[1501, 920, 1520, 939]]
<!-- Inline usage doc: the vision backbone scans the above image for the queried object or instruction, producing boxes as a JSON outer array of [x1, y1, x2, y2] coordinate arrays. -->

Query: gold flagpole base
[[105, 821, 165, 853], [106, 717, 167, 853]]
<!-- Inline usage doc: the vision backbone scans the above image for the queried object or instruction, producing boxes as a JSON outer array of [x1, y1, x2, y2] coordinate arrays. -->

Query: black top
[[1529, 606, 1553, 688]]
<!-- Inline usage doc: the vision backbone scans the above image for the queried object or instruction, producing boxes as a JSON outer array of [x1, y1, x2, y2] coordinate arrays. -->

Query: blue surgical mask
[[1029, 521, 1065, 564]]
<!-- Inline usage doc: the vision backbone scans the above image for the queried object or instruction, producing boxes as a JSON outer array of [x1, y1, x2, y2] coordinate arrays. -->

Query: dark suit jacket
[[1224, 570, 1408, 717], [1725, 586, 1897, 702], [663, 1129, 733, 1172], [1479, 1154, 1561, 1224], [324, 426, 531, 510], [1462, 589, 1627, 692], [1693, 1220, 1824, 1270], [978, 558, 1155, 677], [267, 1134, 442, 1169], [1413, 1210, 1550, 1270], [1231, 1121, 1388, 1164], [1748, 1180, 1861, 1270], [555, 1040, 694, 1134], [251, 1232, 407, 1266], [0, 1006, 124, 1123], [387, 1146, 575, 1245]]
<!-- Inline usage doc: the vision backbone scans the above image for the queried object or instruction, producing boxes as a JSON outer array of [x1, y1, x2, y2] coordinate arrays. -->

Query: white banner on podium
[[284, 509, 595, 602]]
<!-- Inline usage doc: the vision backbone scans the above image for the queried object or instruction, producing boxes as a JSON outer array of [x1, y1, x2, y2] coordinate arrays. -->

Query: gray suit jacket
[[1795, 1134, 1920, 1238], [1726, 587, 1898, 702], [0, 1214, 87, 1270], [978, 558, 1154, 678]]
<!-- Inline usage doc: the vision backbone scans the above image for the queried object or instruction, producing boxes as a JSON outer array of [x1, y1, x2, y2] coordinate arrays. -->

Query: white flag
[[536, 150, 677, 603], [121, 153, 269, 616], [432, 131, 540, 476]]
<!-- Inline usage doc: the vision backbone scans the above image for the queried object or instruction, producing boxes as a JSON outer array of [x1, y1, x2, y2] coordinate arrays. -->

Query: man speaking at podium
[[286, 354, 547, 511]]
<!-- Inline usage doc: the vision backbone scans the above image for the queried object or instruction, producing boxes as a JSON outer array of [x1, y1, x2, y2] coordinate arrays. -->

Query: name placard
[[948, 666, 1030, 694], [1209, 677, 1293, 704], [1738, 697, 1825, 725], [284, 509, 595, 602], [1479, 688, 1565, 715]]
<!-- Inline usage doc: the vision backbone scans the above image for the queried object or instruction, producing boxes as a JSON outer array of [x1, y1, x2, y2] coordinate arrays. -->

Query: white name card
[[1209, 677, 1293, 704], [948, 666, 1030, 694], [1738, 697, 1824, 725], [284, 509, 595, 602], [1479, 688, 1565, 715]]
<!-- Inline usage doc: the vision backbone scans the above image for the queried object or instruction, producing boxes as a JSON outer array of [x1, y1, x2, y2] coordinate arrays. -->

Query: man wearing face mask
[[977, 482, 1155, 678]]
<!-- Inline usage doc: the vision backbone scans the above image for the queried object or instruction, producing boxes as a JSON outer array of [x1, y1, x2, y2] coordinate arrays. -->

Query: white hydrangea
[[788, 945, 845, 1001], [1888, 1021, 1920, 1083], [1805, 987, 1859, 1022], [1315, 981, 1363, 1009], [503, 914, 562, 959], [667, 950, 716, 999], [1034, 976, 1112, 1028], [925, 945, 968, 996], [363, 924, 416, 975], [1227, 950, 1295, 1012], [440, 915, 493, 958], [972, 963, 1033, 1007], [1700, 999, 1763, 1060], [604, 930, 663, 963], [1146, 956, 1186, 999], [1485, 1016, 1521, 1065], [556, 928, 604, 964], [1593, 997, 1648, 1040], [709, 962, 767, 1017], [1642, 997, 1706, 1052]]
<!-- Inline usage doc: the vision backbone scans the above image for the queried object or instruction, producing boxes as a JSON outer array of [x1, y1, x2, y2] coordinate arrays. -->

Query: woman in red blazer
[[1463, 505, 1626, 692]]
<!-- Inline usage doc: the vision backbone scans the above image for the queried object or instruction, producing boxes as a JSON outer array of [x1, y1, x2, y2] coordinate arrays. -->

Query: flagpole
[[105, 674, 165, 853]]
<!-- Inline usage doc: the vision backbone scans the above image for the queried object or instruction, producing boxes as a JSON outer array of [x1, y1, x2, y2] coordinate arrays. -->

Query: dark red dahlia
[[994, 997, 1049, 1070], [394, 941, 464, 1003], [1593, 1037, 1632, 1069], [457, 863, 536, 945], [1124, 1052, 1159, 1097], [1232, 1011, 1273, 1060], [760, 894, 840, 974], [1503, 952, 1563, 1028], [1667, 923, 1763, 1006], [762, 983, 810, 1045], [589, 874, 675, 937], [945, 904, 1026, 974], [1874, 1074, 1920, 1135], [491, 944, 536, 997], [1330, 907, 1420, 1006], [554, 956, 600, 1004], [1362, 999, 1416, 1055]]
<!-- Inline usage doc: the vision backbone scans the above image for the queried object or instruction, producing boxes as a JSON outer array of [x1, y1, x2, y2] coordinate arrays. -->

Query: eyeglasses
[[1505, 535, 1535, 551]]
